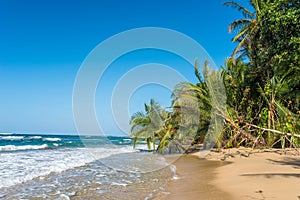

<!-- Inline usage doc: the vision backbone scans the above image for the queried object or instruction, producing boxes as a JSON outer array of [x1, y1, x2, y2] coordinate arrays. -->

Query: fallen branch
[[246, 123, 300, 139], [215, 111, 256, 142]]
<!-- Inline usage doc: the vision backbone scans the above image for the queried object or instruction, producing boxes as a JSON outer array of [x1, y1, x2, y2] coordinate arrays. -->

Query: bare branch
[[246, 123, 300, 138]]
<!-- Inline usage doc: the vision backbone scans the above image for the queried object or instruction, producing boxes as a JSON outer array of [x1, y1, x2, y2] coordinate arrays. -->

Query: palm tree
[[224, 0, 267, 60], [226, 0, 300, 147], [170, 62, 228, 150], [129, 99, 163, 150]]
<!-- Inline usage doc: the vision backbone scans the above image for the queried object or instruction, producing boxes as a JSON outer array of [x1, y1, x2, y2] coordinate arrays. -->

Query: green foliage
[[130, 99, 163, 150], [222, 0, 300, 148], [130, 0, 300, 152], [258, 0, 300, 113]]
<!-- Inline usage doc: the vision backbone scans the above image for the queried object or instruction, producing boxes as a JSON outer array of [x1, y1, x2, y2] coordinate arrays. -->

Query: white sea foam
[[0, 132, 13, 135], [111, 182, 128, 187], [29, 136, 42, 139], [0, 146, 136, 188], [0, 144, 48, 152], [43, 138, 61, 142], [0, 136, 24, 140], [60, 194, 70, 200], [169, 164, 179, 180]]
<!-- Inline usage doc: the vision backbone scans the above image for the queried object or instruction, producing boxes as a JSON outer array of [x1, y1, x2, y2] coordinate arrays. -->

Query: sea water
[[0, 133, 174, 199]]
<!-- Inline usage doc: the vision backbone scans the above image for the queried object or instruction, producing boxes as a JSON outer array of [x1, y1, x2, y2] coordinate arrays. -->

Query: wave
[[0, 144, 48, 152], [0, 132, 13, 135], [0, 146, 137, 188], [29, 136, 42, 139], [43, 138, 61, 142], [0, 136, 24, 140]]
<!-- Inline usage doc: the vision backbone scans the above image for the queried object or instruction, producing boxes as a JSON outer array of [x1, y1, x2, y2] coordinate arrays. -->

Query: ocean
[[0, 133, 175, 200]]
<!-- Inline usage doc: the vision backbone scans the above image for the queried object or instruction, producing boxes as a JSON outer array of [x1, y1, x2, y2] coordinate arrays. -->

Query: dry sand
[[159, 148, 300, 200], [206, 148, 300, 200]]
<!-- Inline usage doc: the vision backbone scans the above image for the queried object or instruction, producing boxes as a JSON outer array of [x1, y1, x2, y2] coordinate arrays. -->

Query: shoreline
[[158, 148, 300, 200]]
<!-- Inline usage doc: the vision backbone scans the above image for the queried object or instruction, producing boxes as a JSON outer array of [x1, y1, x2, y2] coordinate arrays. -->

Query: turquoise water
[[0, 133, 174, 199], [0, 134, 133, 151]]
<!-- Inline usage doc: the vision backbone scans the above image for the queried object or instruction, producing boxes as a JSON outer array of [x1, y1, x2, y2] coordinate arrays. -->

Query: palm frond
[[194, 60, 203, 83], [130, 111, 146, 123], [223, 1, 254, 18], [228, 19, 252, 33], [232, 33, 248, 58], [232, 26, 249, 42]]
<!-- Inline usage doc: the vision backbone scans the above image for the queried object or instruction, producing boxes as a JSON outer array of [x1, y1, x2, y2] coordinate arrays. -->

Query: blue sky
[[0, 0, 244, 135]]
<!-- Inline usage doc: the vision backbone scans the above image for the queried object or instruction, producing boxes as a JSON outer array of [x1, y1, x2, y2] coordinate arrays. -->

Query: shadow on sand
[[267, 158, 300, 169], [241, 173, 300, 178]]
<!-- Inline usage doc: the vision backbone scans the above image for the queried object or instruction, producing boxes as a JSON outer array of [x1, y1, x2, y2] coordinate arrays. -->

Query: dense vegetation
[[130, 0, 300, 153]]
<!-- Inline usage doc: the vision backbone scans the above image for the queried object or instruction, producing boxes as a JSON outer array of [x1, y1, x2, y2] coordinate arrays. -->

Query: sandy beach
[[159, 148, 300, 200], [154, 155, 231, 200], [209, 148, 300, 200]]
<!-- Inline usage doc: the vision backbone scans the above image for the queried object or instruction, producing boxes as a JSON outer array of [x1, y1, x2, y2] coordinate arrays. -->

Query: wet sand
[[154, 155, 231, 200]]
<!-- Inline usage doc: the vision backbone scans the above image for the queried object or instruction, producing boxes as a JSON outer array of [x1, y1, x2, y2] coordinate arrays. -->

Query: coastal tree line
[[130, 0, 300, 153]]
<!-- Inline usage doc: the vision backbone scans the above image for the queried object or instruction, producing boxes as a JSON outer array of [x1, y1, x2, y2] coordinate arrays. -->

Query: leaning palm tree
[[130, 99, 163, 150], [170, 61, 227, 150]]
